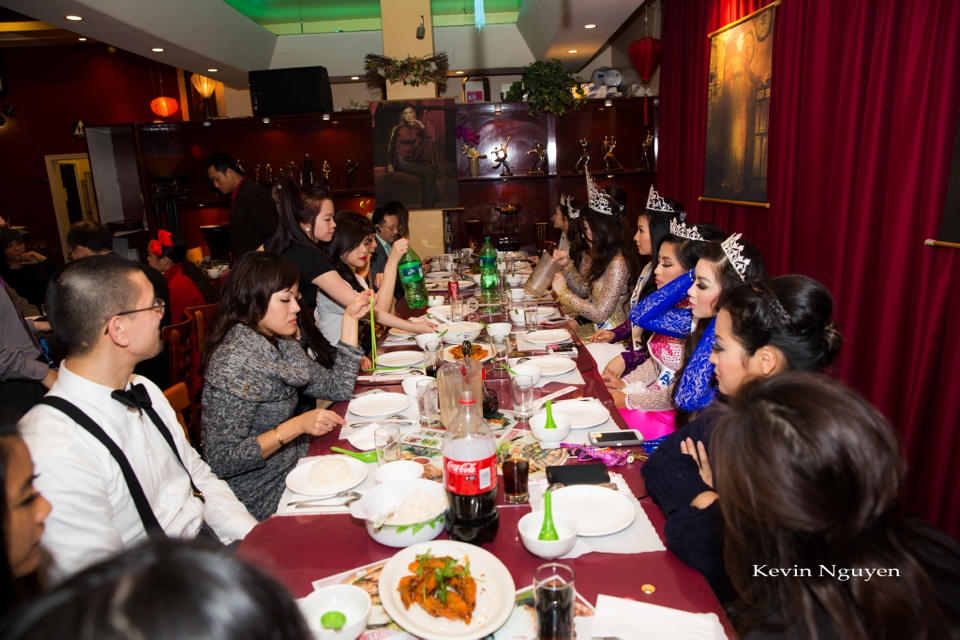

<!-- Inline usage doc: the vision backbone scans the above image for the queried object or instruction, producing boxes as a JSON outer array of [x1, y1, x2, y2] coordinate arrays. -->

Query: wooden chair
[[163, 381, 199, 446], [184, 302, 220, 362], [161, 316, 196, 390]]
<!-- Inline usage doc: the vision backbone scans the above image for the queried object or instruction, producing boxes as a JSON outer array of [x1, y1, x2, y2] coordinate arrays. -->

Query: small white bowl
[[428, 295, 445, 307], [509, 308, 526, 325], [415, 333, 442, 350], [374, 460, 425, 484], [510, 288, 526, 302], [529, 411, 572, 448], [206, 268, 221, 279], [441, 321, 484, 344], [509, 364, 542, 386], [298, 584, 372, 640], [486, 322, 512, 338], [401, 377, 423, 397], [470, 273, 482, 285], [518, 510, 579, 559], [506, 274, 523, 286]]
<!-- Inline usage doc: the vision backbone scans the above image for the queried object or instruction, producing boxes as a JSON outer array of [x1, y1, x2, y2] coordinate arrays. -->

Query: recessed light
[[152, 48, 164, 52], [584, 24, 597, 29], [350, 76, 360, 80], [65, 15, 83, 21], [322, 113, 331, 121], [567, 49, 578, 54], [262, 117, 270, 124], [455, 70, 464, 75], [207, 68, 218, 73], [78, 37, 87, 42]]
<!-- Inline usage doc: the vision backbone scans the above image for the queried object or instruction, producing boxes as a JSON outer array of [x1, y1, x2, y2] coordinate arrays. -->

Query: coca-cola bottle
[[442, 390, 499, 545]]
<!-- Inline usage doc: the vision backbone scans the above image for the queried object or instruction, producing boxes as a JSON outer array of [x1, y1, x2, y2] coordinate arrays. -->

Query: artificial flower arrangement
[[456, 125, 487, 159], [364, 53, 449, 93]]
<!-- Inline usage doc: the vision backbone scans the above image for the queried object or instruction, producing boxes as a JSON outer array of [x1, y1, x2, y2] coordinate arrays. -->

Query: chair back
[[161, 316, 196, 389], [184, 302, 220, 358], [163, 382, 199, 447]]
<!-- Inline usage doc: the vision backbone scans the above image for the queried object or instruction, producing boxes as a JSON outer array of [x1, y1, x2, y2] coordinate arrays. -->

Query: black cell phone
[[588, 429, 644, 447], [545, 463, 610, 486]]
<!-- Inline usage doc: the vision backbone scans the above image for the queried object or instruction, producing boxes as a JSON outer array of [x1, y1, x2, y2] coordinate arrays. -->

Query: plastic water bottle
[[479, 237, 498, 302], [398, 246, 428, 309]]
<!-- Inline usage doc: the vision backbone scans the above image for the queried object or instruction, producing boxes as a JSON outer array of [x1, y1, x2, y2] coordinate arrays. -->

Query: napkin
[[345, 422, 381, 450], [591, 594, 727, 640], [535, 367, 584, 388], [275, 456, 377, 516], [529, 472, 666, 558]]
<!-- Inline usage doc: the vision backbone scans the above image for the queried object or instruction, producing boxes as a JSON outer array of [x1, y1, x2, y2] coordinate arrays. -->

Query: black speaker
[[248, 66, 333, 116]]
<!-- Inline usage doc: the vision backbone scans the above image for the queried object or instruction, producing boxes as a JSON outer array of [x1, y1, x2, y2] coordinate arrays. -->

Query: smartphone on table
[[587, 429, 644, 447]]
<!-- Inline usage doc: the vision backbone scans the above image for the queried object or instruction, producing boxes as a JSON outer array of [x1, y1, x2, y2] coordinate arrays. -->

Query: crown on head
[[721, 233, 751, 281], [670, 219, 703, 242], [646, 186, 676, 215], [584, 167, 616, 216], [560, 194, 581, 219]]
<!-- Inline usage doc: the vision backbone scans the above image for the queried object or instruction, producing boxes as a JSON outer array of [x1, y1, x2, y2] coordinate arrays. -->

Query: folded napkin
[[275, 456, 377, 516], [535, 367, 584, 388], [345, 422, 381, 450], [529, 472, 665, 558], [591, 594, 727, 640]]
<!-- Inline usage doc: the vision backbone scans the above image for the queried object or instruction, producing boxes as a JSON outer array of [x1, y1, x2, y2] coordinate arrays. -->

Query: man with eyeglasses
[[369, 203, 407, 301], [19, 255, 256, 582]]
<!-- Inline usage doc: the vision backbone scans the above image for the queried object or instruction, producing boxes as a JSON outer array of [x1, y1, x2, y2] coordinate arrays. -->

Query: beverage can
[[448, 280, 460, 300]]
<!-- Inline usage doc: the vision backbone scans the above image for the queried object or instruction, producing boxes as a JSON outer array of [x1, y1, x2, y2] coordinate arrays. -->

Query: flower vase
[[468, 157, 480, 178]]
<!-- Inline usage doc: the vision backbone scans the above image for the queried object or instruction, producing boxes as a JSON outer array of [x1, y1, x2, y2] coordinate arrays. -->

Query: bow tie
[[111, 384, 153, 412]]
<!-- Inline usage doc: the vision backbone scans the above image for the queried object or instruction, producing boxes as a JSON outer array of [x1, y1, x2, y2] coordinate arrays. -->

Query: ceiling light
[[152, 48, 164, 52], [455, 70, 464, 75], [567, 49, 578, 54], [584, 24, 597, 29], [65, 15, 83, 21], [207, 68, 219, 73], [350, 76, 360, 80], [78, 37, 87, 42], [262, 117, 270, 124]]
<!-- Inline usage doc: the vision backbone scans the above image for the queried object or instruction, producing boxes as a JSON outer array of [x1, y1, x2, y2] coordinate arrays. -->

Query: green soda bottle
[[398, 246, 428, 309], [479, 237, 498, 302]]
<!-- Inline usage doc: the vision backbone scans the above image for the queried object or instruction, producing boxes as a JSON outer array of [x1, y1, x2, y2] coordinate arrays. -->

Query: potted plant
[[504, 59, 583, 117]]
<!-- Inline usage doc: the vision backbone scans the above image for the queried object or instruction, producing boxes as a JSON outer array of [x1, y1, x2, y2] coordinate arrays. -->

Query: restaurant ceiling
[[223, 0, 522, 34]]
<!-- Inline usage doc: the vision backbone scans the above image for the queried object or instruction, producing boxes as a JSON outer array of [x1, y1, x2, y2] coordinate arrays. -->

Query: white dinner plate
[[285, 455, 368, 497], [389, 327, 414, 336], [524, 329, 572, 345], [551, 399, 611, 429], [441, 343, 493, 363], [427, 270, 454, 278], [376, 351, 425, 367], [456, 279, 477, 289], [378, 540, 515, 640], [347, 392, 411, 417], [522, 356, 577, 377], [549, 485, 636, 536]]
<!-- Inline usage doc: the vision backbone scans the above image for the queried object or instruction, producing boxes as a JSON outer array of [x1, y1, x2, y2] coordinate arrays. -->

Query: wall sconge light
[[262, 117, 270, 124], [604, 99, 613, 107], [416, 15, 425, 40], [494, 103, 502, 114], [322, 113, 331, 121]]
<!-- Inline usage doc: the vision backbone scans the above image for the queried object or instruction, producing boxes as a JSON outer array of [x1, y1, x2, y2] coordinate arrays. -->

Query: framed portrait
[[370, 98, 459, 211], [702, 2, 778, 207]]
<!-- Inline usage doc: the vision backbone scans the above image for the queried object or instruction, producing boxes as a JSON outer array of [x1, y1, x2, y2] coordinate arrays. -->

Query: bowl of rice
[[349, 479, 448, 547]]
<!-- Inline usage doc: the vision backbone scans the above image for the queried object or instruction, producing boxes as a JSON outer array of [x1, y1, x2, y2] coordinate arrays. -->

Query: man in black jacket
[[206, 152, 278, 259]]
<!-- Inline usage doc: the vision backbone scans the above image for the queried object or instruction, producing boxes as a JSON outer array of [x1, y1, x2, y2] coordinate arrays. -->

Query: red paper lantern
[[150, 96, 179, 118], [629, 37, 665, 85]]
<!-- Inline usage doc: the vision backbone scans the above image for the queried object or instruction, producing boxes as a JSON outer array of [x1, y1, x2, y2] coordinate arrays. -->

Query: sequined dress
[[555, 252, 630, 330]]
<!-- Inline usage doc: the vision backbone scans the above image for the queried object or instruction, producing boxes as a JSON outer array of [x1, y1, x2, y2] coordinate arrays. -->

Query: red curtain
[[657, 0, 960, 537]]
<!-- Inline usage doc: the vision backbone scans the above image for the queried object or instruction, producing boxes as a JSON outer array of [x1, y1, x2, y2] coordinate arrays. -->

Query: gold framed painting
[[702, 2, 778, 207]]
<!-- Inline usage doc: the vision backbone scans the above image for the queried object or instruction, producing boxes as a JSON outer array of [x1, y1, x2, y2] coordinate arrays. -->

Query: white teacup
[[428, 294, 445, 307], [510, 288, 525, 302]]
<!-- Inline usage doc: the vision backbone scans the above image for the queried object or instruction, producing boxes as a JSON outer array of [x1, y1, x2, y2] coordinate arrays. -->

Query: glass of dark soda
[[533, 563, 576, 640], [502, 443, 529, 504]]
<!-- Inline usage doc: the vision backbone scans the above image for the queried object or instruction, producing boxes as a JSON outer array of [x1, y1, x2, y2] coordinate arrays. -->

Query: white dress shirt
[[19, 361, 257, 582]]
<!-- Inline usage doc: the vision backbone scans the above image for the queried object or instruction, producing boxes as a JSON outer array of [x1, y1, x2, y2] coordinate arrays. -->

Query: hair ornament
[[646, 185, 676, 215], [721, 233, 751, 281], [560, 194, 581, 219], [670, 219, 704, 241], [585, 167, 615, 216], [147, 230, 173, 257]]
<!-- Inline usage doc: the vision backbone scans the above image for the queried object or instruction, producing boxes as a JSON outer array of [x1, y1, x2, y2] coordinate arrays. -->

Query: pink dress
[[618, 329, 687, 440]]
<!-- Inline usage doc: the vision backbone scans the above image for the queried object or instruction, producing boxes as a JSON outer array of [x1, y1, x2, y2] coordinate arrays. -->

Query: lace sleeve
[[674, 319, 718, 412], [625, 379, 676, 412], [629, 270, 695, 338], [622, 357, 658, 387], [561, 261, 590, 298], [610, 320, 632, 343], [555, 255, 629, 325]]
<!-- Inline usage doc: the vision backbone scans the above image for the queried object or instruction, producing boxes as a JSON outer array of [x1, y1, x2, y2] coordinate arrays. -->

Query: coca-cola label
[[443, 453, 498, 495], [448, 280, 460, 300]]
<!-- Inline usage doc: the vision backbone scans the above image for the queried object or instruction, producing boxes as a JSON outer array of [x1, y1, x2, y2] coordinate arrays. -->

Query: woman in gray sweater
[[202, 252, 369, 520]]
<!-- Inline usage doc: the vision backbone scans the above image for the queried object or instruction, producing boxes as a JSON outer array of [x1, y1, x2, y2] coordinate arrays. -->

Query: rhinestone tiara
[[560, 194, 581, 219], [585, 167, 615, 216], [670, 219, 703, 242], [646, 186, 676, 215], [721, 233, 751, 281]]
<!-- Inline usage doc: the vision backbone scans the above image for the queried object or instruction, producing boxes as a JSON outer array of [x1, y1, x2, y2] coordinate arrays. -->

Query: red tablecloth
[[236, 305, 735, 637]]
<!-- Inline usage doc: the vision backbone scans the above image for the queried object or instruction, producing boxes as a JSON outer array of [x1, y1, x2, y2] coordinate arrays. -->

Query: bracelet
[[274, 427, 286, 447]]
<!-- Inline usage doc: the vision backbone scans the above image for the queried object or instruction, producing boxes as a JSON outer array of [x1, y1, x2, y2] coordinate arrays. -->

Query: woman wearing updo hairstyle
[[641, 275, 843, 599], [713, 372, 960, 639]]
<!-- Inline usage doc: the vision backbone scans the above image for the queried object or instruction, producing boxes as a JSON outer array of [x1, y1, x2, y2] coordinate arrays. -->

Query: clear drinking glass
[[511, 374, 535, 422], [416, 379, 442, 428], [524, 302, 541, 332], [533, 563, 576, 640], [502, 442, 530, 504], [374, 425, 401, 466], [491, 334, 510, 369], [450, 298, 465, 322]]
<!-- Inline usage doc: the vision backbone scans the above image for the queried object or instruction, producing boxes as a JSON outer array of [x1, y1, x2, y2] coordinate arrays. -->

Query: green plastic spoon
[[321, 611, 346, 631], [544, 399, 557, 429], [539, 490, 560, 541], [330, 446, 378, 463]]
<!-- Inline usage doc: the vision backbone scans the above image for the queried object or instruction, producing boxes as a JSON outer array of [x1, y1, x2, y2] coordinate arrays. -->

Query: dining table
[[236, 289, 735, 638]]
